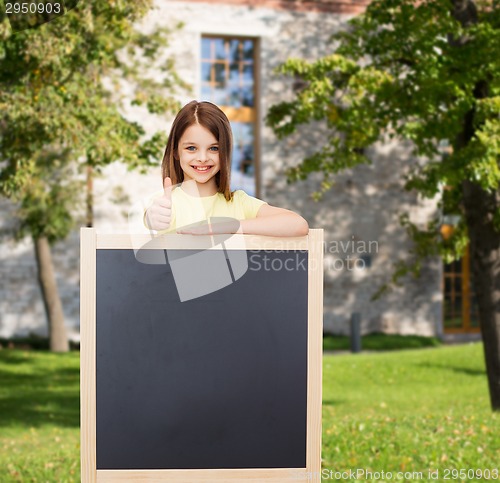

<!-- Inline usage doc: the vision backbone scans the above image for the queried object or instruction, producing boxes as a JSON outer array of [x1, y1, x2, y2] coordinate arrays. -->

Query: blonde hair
[[161, 100, 234, 201]]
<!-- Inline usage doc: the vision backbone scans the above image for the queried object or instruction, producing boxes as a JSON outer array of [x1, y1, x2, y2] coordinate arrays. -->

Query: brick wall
[[176, 0, 370, 13]]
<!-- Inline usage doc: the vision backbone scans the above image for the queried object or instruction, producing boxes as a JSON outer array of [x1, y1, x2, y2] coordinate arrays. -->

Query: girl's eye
[[185, 146, 218, 152]]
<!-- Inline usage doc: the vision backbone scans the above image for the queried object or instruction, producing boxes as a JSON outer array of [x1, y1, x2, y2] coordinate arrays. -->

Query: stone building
[[0, 0, 479, 342]]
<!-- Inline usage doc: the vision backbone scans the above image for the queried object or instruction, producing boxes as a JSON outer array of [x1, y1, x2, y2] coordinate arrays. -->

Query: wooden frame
[[80, 228, 323, 483], [441, 225, 480, 334]]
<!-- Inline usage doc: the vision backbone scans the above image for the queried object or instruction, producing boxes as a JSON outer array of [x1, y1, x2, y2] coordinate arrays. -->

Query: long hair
[[161, 100, 234, 201]]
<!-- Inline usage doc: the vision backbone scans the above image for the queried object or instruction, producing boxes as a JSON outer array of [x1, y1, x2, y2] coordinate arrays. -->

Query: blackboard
[[81, 229, 323, 483]]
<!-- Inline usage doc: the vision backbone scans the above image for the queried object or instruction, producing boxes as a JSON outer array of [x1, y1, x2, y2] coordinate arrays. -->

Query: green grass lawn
[[0, 350, 79, 482], [0, 343, 499, 482], [323, 333, 441, 352], [322, 343, 500, 481]]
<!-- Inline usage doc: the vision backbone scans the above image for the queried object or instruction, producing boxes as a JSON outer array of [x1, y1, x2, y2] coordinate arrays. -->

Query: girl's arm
[[176, 204, 309, 237], [239, 204, 309, 237]]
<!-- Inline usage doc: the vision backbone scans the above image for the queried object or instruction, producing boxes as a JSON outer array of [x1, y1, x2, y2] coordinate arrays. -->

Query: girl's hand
[[238, 204, 309, 237], [145, 177, 172, 231], [177, 225, 213, 235]]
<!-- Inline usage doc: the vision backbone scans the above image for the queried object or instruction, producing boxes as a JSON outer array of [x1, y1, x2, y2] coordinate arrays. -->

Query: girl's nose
[[198, 151, 211, 162]]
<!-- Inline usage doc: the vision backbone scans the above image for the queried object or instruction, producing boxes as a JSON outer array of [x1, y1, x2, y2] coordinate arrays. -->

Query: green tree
[[266, 0, 500, 409], [0, 1, 189, 351]]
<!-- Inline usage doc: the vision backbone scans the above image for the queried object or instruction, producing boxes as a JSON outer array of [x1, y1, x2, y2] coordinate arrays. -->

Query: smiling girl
[[145, 100, 309, 237]]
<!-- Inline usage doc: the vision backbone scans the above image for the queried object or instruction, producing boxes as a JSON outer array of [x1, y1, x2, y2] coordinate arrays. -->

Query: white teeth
[[192, 166, 211, 171]]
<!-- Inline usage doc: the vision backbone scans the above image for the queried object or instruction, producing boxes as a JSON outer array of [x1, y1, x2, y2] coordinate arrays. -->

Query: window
[[442, 243, 480, 333], [440, 183, 480, 333], [201, 37, 258, 196]]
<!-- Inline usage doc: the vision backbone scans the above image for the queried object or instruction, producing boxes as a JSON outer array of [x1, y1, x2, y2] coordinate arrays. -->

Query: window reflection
[[231, 122, 255, 195], [201, 37, 254, 108], [201, 37, 257, 195]]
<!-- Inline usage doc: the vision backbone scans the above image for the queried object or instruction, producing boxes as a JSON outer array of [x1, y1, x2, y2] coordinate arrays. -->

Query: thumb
[[163, 176, 172, 199]]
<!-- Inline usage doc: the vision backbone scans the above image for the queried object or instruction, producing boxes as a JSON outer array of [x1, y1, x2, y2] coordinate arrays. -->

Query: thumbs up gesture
[[145, 177, 173, 231]]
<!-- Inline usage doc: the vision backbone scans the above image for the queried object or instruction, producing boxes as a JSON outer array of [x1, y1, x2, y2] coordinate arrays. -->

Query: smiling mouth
[[191, 165, 214, 172]]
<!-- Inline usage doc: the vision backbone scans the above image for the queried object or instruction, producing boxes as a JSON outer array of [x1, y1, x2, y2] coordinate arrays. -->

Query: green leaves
[[0, 1, 189, 242], [266, 0, 500, 295]]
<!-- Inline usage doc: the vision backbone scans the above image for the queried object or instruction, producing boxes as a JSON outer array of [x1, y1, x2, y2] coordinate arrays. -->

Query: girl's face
[[177, 123, 220, 193]]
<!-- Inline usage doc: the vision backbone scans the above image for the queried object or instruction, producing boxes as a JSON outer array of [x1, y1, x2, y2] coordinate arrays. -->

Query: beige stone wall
[[0, 0, 442, 340]]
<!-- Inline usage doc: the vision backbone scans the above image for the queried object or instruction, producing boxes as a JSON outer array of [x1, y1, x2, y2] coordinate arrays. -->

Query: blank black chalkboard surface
[[80, 228, 323, 483]]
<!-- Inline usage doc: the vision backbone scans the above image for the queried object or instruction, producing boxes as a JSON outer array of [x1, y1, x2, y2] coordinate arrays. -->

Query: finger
[[157, 198, 172, 209], [163, 176, 172, 199], [155, 222, 171, 230], [156, 214, 171, 223], [186, 227, 209, 235], [147, 219, 169, 230]]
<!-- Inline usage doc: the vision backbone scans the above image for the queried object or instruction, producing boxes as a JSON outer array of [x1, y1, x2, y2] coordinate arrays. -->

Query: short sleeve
[[233, 190, 268, 219]]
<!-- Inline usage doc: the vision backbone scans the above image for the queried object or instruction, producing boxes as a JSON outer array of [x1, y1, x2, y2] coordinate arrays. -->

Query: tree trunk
[[33, 236, 69, 352], [451, 0, 500, 411], [86, 163, 93, 228], [462, 181, 500, 410]]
